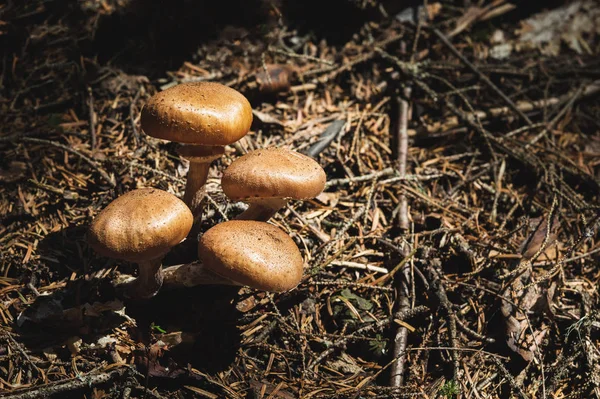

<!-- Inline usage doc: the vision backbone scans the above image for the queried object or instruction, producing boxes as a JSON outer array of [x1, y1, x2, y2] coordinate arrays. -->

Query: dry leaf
[[252, 109, 284, 125], [520, 215, 559, 260], [501, 212, 560, 361], [517, 0, 600, 56]]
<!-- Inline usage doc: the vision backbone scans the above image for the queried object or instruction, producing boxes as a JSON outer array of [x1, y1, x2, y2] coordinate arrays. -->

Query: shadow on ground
[[127, 284, 241, 374], [17, 279, 241, 375]]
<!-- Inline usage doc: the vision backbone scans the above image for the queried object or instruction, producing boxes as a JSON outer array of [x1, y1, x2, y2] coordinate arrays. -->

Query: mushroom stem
[[183, 161, 211, 218], [178, 145, 225, 224], [122, 257, 164, 299], [162, 262, 241, 287], [235, 198, 288, 222]]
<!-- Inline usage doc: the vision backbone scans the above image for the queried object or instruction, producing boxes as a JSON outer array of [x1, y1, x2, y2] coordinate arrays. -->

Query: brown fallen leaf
[[520, 214, 560, 260], [500, 212, 560, 361], [135, 343, 189, 379]]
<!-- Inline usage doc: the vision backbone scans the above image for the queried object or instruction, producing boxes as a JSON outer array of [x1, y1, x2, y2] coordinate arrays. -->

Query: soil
[[1, 1, 599, 398]]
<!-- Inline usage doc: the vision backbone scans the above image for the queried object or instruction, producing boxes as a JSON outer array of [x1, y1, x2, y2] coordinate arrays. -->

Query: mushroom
[[141, 82, 253, 220], [221, 148, 326, 221], [87, 188, 193, 299], [162, 220, 304, 292]]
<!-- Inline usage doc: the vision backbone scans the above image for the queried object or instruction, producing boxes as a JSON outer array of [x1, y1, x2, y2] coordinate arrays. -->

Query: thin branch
[[431, 27, 533, 126]]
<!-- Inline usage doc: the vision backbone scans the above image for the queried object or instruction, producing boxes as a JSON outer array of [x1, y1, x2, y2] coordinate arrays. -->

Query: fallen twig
[[389, 86, 412, 388], [329, 260, 389, 274], [309, 306, 429, 370], [423, 258, 460, 381], [87, 86, 97, 150], [2, 367, 132, 399], [431, 27, 533, 126]]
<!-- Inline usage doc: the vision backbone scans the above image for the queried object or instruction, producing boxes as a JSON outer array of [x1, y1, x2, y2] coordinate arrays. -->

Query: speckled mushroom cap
[[221, 148, 326, 202], [88, 188, 193, 262], [140, 82, 253, 145], [198, 220, 304, 292]]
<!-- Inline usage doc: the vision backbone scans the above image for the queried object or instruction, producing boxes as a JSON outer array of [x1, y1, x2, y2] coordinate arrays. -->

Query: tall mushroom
[[88, 188, 193, 299], [221, 148, 326, 221], [141, 82, 253, 220], [162, 220, 304, 292]]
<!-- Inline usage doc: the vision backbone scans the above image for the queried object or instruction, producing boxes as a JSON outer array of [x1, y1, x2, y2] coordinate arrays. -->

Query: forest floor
[[1, 1, 600, 398]]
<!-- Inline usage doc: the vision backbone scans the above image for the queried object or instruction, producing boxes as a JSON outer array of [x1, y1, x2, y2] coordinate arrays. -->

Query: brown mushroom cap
[[140, 82, 253, 145], [221, 148, 326, 202], [88, 188, 193, 262], [198, 220, 304, 292]]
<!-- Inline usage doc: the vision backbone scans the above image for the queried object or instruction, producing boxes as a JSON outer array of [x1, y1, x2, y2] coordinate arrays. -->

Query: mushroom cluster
[[88, 82, 326, 300], [141, 82, 253, 221]]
